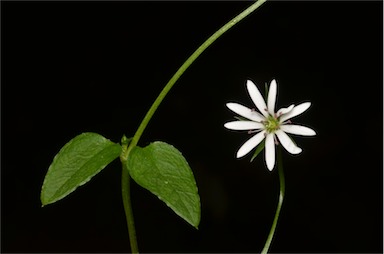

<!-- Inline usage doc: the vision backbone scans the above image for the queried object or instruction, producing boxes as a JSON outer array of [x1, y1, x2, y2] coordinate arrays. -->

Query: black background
[[2, 1, 383, 253]]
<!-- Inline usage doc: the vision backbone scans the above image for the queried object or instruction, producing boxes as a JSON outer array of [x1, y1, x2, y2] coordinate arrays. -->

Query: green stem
[[119, 1, 268, 252], [121, 0, 267, 161], [261, 146, 285, 254], [121, 161, 139, 253]]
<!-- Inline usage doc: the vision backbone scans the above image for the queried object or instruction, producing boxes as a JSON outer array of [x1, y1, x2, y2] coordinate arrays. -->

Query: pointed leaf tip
[[127, 141, 201, 228]]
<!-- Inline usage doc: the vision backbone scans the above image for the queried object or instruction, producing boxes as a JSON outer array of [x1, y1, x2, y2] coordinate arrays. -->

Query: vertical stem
[[121, 162, 139, 253], [261, 146, 285, 254]]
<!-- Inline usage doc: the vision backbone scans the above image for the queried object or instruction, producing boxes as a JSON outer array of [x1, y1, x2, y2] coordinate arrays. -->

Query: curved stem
[[119, 1, 268, 252], [261, 146, 285, 254], [121, 0, 267, 161], [121, 162, 139, 253]]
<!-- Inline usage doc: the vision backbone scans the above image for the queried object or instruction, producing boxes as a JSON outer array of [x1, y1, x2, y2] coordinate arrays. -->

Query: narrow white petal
[[246, 80, 268, 118], [275, 130, 302, 154], [277, 104, 295, 116], [224, 121, 264, 130], [226, 103, 265, 122], [267, 79, 277, 115], [280, 124, 316, 136], [280, 102, 311, 122], [236, 130, 266, 158], [265, 133, 275, 171]]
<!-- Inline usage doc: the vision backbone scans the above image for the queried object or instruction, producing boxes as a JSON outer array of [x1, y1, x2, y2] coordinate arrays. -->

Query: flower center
[[264, 115, 280, 133]]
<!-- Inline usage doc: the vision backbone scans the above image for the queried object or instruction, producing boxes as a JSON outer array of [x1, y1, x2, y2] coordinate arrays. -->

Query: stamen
[[274, 135, 279, 145], [248, 130, 259, 134]]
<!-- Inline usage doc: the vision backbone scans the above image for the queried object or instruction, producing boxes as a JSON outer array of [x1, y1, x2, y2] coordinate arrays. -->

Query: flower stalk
[[224, 79, 315, 252], [261, 146, 285, 254]]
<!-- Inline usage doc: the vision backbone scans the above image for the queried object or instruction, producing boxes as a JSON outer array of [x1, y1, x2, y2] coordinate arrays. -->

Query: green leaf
[[127, 141, 200, 228], [41, 132, 121, 206], [250, 139, 265, 162]]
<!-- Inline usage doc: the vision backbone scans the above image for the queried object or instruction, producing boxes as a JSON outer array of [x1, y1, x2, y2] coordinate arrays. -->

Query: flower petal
[[267, 79, 277, 115], [265, 133, 275, 171], [280, 124, 316, 136], [236, 130, 266, 158], [246, 80, 268, 118], [275, 130, 302, 154], [277, 104, 295, 116], [224, 121, 264, 130], [226, 103, 265, 122], [280, 102, 311, 123]]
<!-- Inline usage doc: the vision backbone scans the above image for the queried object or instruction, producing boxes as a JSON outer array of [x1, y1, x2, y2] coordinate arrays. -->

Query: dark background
[[2, 1, 383, 253]]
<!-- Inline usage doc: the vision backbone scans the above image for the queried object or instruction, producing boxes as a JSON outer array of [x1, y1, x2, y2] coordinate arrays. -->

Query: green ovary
[[265, 116, 280, 133]]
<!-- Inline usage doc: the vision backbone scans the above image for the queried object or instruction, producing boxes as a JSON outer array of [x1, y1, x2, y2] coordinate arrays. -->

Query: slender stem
[[121, 162, 139, 253], [119, 1, 268, 252], [261, 146, 285, 254], [121, 0, 267, 161]]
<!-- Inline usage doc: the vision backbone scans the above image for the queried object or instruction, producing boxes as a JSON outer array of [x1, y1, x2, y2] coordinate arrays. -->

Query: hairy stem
[[261, 146, 285, 254]]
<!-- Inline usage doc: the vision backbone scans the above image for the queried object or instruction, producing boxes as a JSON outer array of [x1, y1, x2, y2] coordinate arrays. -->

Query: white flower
[[224, 79, 316, 171]]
